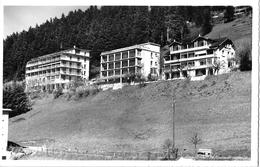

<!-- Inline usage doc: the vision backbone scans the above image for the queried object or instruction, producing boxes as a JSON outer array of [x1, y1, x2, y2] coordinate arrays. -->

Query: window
[[84, 58, 86, 62], [151, 61, 153, 66], [155, 62, 158, 66], [122, 52, 128, 59], [151, 53, 153, 59], [188, 61, 195, 66], [228, 61, 232, 67], [70, 56, 72, 60], [84, 71, 86, 75], [84, 64, 86, 69], [75, 49, 80, 54], [129, 50, 135, 58], [115, 53, 121, 60], [200, 59, 206, 66]]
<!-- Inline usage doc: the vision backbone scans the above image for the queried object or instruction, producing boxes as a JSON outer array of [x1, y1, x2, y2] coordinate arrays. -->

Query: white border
[[1, 0, 259, 166]]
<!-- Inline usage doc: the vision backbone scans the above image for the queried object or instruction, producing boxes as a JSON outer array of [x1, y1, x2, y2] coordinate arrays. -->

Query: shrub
[[135, 72, 146, 88], [3, 81, 31, 118], [75, 85, 100, 99], [123, 73, 136, 84], [147, 73, 158, 81], [28, 90, 41, 99], [53, 87, 63, 99], [161, 139, 178, 160], [75, 86, 88, 99]]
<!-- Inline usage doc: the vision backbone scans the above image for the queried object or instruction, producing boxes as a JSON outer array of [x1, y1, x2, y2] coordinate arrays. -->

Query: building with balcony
[[100, 42, 160, 83], [25, 47, 90, 91], [163, 35, 236, 80]]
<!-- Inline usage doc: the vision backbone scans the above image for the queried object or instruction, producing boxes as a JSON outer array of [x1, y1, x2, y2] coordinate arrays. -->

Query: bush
[[28, 90, 41, 99], [3, 81, 31, 118], [75, 85, 100, 99], [53, 87, 63, 99], [147, 73, 158, 81], [134, 72, 146, 88]]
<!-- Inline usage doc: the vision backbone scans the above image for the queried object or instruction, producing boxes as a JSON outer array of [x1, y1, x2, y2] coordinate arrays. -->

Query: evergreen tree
[[3, 82, 31, 118], [224, 6, 235, 22], [3, 6, 217, 81]]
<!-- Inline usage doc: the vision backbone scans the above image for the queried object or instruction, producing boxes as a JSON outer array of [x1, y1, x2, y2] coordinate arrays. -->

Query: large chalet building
[[163, 35, 236, 80], [100, 42, 160, 83], [25, 47, 90, 91]]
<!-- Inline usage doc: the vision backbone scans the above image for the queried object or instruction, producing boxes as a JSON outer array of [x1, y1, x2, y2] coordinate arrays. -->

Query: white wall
[[215, 44, 235, 74], [140, 43, 160, 78]]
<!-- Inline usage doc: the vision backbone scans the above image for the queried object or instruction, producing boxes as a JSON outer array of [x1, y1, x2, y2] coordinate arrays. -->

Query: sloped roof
[[169, 40, 182, 46], [209, 37, 234, 49]]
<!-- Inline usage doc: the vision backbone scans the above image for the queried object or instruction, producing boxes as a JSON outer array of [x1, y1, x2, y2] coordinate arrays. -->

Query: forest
[[3, 6, 228, 82]]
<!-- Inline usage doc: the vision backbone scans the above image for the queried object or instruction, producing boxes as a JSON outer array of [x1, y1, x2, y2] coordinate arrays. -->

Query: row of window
[[165, 50, 214, 61], [171, 40, 208, 51], [26, 61, 87, 71], [27, 55, 87, 69], [101, 59, 142, 70], [102, 49, 138, 62], [150, 61, 158, 66], [101, 67, 141, 77], [102, 50, 158, 62], [164, 58, 213, 70], [27, 75, 81, 85]]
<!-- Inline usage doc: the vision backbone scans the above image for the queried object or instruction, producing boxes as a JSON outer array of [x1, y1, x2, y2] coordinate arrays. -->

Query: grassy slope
[[205, 15, 252, 45], [9, 71, 251, 156]]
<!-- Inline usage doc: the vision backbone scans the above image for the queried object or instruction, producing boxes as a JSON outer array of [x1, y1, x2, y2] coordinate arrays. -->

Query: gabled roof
[[209, 37, 234, 49], [169, 39, 182, 46], [191, 35, 208, 43]]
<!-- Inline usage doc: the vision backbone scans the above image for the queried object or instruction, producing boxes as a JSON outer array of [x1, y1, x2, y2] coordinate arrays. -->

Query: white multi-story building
[[25, 47, 90, 91], [163, 35, 236, 80], [100, 42, 160, 83]]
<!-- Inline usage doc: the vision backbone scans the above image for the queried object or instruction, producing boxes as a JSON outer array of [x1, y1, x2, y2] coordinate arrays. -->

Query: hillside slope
[[9, 71, 251, 157], [205, 16, 252, 45]]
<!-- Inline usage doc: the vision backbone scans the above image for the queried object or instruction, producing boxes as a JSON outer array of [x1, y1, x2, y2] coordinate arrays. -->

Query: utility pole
[[172, 97, 178, 160], [172, 98, 175, 149]]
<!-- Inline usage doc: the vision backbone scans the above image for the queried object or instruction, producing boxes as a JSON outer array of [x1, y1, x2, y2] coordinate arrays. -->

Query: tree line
[[4, 6, 231, 82]]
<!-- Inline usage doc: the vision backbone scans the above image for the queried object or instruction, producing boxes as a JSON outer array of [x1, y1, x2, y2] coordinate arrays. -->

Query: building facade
[[100, 42, 160, 83], [163, 35, 236, 80], [25, 47, 90, 91]]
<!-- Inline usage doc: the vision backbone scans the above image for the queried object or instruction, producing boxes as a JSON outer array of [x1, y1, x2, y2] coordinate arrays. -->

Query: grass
[[205, 15, 252, 44], [8, 71, 251, 159]]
